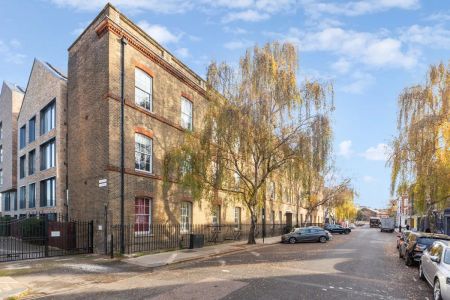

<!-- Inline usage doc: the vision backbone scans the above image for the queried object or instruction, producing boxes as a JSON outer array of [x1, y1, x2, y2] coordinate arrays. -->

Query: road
[[34, 226, 432, 299]]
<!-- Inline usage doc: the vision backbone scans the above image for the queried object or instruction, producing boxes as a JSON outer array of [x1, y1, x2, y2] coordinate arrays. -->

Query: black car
[[324, 224, 351, 234], [403, 232, 450, 266]]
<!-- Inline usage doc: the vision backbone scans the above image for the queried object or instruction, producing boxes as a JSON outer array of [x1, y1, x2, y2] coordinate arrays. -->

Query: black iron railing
[[109, 223, 292, 255], [0, 216, 93, 262]]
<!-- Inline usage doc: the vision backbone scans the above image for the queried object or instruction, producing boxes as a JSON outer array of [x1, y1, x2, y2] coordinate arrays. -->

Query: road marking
[[218, 259, 226, 266], [222, 270, 230, 273], [250, 251, 260, 257]]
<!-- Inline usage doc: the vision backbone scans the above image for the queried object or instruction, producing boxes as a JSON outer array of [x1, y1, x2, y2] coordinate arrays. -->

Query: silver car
[[419, 240, 450, 300], [281, 227, 328, 244]]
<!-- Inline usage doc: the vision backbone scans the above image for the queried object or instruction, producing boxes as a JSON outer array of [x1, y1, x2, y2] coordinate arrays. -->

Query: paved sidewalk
[[0, 276, 27, 300], [125, 235, 282, 268]]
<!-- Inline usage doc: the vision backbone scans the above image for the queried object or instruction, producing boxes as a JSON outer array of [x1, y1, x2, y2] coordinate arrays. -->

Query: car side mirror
[[430, 256, 440, 263]]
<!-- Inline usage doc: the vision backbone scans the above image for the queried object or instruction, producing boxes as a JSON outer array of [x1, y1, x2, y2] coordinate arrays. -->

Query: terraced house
[[0, 82, 24, 215], [0, 3, 324, 252]]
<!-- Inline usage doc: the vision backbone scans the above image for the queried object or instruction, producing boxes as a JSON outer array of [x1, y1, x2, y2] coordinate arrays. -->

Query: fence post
[[44, 217, 49, 257], [110, 234, 114, 259], [89, 221, 94, 253]]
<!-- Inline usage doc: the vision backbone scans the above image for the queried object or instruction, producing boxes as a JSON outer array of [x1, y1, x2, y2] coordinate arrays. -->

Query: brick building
[[0, 4, 324, 251], [14, 59, 68, 219], [0, 81, 24, 214]]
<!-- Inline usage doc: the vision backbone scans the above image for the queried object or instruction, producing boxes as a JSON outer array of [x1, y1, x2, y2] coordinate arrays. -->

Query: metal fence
[[0, 216, 93, 262], [109, 223, 292, 255]]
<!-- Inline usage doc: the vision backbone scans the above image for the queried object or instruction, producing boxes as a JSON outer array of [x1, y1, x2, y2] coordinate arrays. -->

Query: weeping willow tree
[[164, 42, 335, 244], [390, 62, 450, 224], [332, 187, 357, 222]]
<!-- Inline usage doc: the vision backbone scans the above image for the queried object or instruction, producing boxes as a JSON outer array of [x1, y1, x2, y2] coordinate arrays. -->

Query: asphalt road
[[43, 226, 433, 300]]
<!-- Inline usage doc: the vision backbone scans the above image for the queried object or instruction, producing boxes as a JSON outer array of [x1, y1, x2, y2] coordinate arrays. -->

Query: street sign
[[99, 179, 107, 187], [99, 182, 107, 187]]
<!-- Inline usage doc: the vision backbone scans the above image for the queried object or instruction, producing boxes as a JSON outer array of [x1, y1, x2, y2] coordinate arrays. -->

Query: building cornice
[[95, 17, 207, 98]]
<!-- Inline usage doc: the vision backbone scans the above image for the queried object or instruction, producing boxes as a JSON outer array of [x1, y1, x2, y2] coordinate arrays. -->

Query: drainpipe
[[120, 37, 127, 255]]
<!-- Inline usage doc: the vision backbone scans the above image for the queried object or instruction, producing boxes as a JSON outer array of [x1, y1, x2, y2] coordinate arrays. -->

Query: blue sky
[[1, 0, 449, 209]]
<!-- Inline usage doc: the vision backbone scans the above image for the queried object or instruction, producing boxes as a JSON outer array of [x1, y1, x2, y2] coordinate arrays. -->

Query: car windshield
[[417, 237, 439, 246], [444, 250, 450, 265]]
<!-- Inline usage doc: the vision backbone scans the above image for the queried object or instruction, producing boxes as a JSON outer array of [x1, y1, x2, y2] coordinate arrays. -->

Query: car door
[[296, 229, 308, 242], [301, 229, 313, 241], [422, 243, 436, 282], [429, 244, 443, 282]]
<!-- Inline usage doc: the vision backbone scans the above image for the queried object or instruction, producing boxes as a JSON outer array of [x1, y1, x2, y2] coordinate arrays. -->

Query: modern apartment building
[[0, 81, 24, 215], [13, 59, 68, 220]]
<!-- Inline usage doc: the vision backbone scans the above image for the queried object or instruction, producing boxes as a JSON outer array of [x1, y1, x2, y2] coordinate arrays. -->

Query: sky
[[0, 0, 449, 209]]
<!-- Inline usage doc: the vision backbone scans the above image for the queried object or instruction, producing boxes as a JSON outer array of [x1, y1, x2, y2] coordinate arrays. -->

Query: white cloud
[[137, 21, 181, 45], [424, 11, 450, 22], [277, 27, 419, 69], [223, 26, 249, 35], [331, 58, 351, 74], [175, 47, 190, 58], [341, 71, 375, 94], [361, 143, 391, 161], [302, 0, 419, 18], [0, 40, 26, 65], [338, 140, 353, 158], [363, 175, 375, 183], [400, 25, 450, 49], [222, 9, 270, 23], [224, 40, 252, 50], [50, 0, 192, 14]]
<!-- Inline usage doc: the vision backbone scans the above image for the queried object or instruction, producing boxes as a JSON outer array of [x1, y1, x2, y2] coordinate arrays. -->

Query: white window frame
[[40, 139, 55, 170], [180, 201, 192, 233], [212, 205, 221, 226], [40, 177, 56, 207], [135, 68, 152, 111], [135, 133, 152, 173], [134, 198, 152, 234], [234, 207, 241, 229], [40, 101, 55, 135], [180, 97, 193, 130]]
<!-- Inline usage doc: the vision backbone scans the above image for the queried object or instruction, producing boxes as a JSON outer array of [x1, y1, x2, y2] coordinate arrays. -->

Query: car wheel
[[419, 263, 425, 280], [434, 278, 443, 300], [345, 230, 350, 234], [289, 237, 297, 244], [319, 236, 327, 243]]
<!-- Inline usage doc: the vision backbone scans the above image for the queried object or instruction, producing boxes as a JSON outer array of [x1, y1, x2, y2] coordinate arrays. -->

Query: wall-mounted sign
[[51, 231, 61, 237]]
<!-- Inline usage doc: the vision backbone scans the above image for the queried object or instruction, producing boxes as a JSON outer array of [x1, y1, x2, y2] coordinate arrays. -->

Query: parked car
[[306, 226, 333, 240], [402, 232, 450, 266], [281, 227, 328, 244], [419, 240, 450, 300], [397, 230, 411, 249], [324, 224, 351, 234]]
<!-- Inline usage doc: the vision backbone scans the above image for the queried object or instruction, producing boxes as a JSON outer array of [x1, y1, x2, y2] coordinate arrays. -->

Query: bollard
[[110, 234, 114, 259]]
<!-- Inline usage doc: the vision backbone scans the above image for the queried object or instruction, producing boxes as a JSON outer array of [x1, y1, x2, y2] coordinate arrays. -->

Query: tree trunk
[[247, 212, 257, 244]]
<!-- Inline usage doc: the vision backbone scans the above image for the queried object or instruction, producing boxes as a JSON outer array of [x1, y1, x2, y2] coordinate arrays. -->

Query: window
[[19, 155, 26, 179], [0, 145, 3, 163], [29, 117, 36, 143], [28, 150, 35, 175], [3, 192, 10, 211], [135, 68, 152, 111], [135, 198, 151, 233], [40, 100, 56, 135], [19, 186, 26, 209], [272, 210, 275, 226], [279, 211, 282, 224], [0, 169, 2, 186], [234, 207, 241, 229], [233, 171, 240, 189], [212, 205, 221, 226], [181, 97, 193, 130], [0, 122, 2, 139], [135, 134, 152, 173], [40, 139, 55, 170], [12, 192, 17, 211], [40, 177, 56, 207], [20, 125, 26, 149], [180, 201, 192, 233], [29, 183, 36, 208], [269, 181, 275, 200]]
